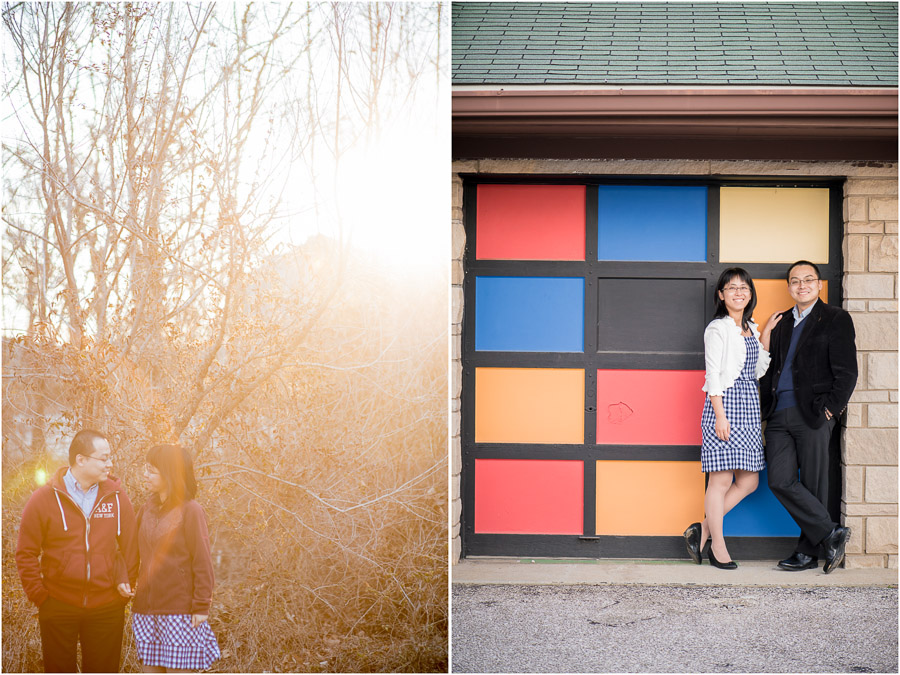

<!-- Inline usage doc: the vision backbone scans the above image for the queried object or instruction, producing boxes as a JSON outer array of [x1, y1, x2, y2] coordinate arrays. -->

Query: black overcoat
[[759, 299, 858, 429]]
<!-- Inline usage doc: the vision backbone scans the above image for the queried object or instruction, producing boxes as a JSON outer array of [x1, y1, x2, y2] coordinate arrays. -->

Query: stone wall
[[450, 159, 898, 568]]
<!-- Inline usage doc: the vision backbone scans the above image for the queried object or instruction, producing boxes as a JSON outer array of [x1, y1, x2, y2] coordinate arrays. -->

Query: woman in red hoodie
[[119, 444, 220, 672]]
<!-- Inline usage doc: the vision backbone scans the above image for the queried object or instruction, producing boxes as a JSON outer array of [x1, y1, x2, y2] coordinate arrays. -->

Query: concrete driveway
[[451, 558, 898, 673]]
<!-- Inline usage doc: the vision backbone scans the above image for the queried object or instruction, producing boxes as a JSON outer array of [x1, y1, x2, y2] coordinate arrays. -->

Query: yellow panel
[[720, 187, 829, 263], [595, 461, 705, 535], [752, 279, 829, 328], [475, 368, 584, 444]]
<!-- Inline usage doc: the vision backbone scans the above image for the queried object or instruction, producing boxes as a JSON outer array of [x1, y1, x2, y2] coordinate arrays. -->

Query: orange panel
[[752, 279, 829, 328], [595, 461, 706, 536], [475, 368, 584, 444]]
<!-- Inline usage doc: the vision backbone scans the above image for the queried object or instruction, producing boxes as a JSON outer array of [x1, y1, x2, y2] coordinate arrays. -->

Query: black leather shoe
[[683, 522, 702, 565], [822, 526, 851, 574], [708, 547, 737, 570], [777, 552, 818, 571]]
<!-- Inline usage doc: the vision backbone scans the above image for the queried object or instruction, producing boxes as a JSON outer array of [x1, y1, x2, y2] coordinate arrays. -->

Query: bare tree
[[2, 2, 448, 672]]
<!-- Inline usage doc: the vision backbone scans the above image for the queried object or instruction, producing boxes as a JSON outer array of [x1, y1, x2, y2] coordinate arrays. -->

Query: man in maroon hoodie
[[16, 429, 139, 673]]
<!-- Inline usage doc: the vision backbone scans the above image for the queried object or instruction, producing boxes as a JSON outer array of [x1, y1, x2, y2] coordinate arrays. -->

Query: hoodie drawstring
[[55, 492, 68, 531], [115, 493, 121, 536]]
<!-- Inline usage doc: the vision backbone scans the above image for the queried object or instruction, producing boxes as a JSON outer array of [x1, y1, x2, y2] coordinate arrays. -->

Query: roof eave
[[452, 87, 899, 161]]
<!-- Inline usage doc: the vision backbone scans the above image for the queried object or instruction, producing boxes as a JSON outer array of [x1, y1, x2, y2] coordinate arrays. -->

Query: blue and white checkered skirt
[[700, 335, 765, 473], [132, 613, 221, 671]]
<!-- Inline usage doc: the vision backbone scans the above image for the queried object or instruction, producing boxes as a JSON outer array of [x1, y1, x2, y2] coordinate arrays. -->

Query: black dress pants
[[765, 406, 838, 557], [38, 596, 125, 673]]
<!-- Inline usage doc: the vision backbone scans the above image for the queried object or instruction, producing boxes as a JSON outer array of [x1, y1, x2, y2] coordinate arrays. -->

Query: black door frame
[[460, 174, 844, 559]]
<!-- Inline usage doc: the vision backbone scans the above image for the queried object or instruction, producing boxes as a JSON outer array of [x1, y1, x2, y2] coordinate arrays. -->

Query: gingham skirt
[[132, 613, 221, 670], [700, 335, 765, 473]]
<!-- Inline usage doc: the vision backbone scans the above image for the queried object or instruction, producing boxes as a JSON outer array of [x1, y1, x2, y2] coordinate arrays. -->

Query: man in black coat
[[759, 260, 858, 574]]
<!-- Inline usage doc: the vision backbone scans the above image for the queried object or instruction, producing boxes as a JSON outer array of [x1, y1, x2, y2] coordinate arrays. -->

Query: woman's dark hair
[[713, 267, 757, 331], [147, 444, 197, 505]]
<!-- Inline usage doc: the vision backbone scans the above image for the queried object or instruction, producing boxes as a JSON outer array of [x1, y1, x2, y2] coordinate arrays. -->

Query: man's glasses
[[83, 454, 113, 465], [789, 276, 819, 288]]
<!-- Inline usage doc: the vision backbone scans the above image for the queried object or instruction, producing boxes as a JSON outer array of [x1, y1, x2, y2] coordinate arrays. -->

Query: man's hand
[[191, 614, 208, 628], [117, 582, 134, 598]]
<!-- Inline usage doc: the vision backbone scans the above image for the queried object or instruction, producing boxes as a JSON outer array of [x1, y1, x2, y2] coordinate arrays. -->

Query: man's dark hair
[[68, 429, 108, 465], [786, 260, 821, 282]]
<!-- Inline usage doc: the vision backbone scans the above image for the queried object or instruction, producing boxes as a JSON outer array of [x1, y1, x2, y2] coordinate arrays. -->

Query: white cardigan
[[701, 316, 771, 396]]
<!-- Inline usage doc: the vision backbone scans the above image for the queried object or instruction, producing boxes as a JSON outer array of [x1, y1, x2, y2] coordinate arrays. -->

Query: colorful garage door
[[461, 179, 842, 559]]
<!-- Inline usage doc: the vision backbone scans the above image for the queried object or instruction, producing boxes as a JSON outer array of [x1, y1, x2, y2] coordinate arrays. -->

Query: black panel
[[597, 277, 707, 354]]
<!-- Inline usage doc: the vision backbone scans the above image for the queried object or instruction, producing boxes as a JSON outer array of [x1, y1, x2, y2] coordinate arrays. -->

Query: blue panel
[[724, 468, 801, 537], [597, 185, 708, 261], [475, 277, 584, 352]]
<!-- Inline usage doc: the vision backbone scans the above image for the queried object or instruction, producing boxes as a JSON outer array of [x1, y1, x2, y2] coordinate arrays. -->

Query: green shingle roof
[[452, 2, 898, 86]]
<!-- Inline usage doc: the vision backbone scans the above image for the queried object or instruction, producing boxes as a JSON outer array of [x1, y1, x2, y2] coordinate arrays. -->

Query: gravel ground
[[451, 584, 898, 673]]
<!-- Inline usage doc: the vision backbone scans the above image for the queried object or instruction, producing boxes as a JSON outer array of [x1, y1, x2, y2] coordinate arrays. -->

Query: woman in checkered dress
[[119, 444, 220, 672], [683, 268, 781, 569]]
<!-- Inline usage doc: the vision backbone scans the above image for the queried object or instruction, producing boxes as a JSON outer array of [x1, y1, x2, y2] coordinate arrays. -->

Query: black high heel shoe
[[708, 546, 738, 570], [683, 522, 703, 565]]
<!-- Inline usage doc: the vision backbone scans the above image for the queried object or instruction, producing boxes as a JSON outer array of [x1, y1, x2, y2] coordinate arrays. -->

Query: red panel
[[474, 459, 583, 534], [476, 185, 586, 260], [597, 370, 706, 445]]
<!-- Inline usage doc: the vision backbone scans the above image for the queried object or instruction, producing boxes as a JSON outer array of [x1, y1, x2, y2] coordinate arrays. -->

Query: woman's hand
[[191, 614, 208, 628], [759, 312, 783, 351], [714, 414, 731, 442], [117, 583, 134, 598]]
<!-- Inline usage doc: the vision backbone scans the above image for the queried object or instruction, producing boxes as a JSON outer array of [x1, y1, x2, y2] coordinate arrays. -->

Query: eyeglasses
[[722, 285, 750, 293], [789, 276, 819, 288], [84, 454, 113, 465]]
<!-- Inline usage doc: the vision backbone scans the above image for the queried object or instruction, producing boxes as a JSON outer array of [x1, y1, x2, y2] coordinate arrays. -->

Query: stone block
[[843, 516, 865, 554], [887, 221, 898, 234], [852, 313, 899, 351], [856, 352, 867, 387], [848, 221, 885, 234], [844, 274, 895, 299], [892, 391, 899, 403], [451, 160, 479, 173], [844, 428, 898, 465], [866, 466, 899, 503], [868, 352, 898, 390], [866, 517, 898, 553], [452, 534, 461, 564], [844, 178, 899, 196], [452, 360, 462, 399], [889, 555, 898, 569], [452, 176, 464, 208], [845, 402, 863, 428], [850, 389, 891, 403], [451, 408, 460, 438], [870, 197, 899, 221], [452, 286, 464, 325], [452, 497, 462, 528], [452, 436, 461, 474], [845, 554, 887, 569], [452, 220, 466, 261], [844, 196, 868, 221], [869, 300, 899, 312], [843, 235, 867, 272], [869, 235, 898, 273], [843, 464, 865, 502], [868, 403, 898, 428], [452, 521, 460, 539], [844, 502, 898, 516], [844, 300, 867, 312], [452, 260, 464, 285]]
